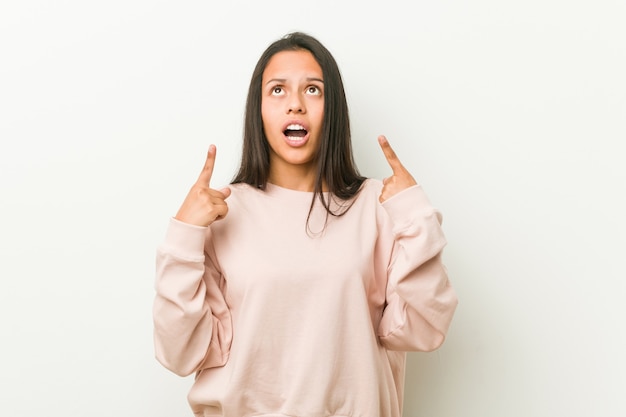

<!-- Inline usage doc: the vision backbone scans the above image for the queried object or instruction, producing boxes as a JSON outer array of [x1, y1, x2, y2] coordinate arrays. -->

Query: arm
[[374, 136, 458, 351], [377, 185, 457, 351], [153, 145, 232, 376], [153, 219, 232, 376]]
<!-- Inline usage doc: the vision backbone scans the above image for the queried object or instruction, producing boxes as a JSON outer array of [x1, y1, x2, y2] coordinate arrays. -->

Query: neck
[[268, 161, 323, 192], [268, 170, 316, 192]]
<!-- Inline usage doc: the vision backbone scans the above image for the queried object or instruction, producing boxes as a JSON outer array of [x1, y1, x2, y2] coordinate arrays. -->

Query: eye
[[305, 85, 322, 96], [271, 86, 284, 96]]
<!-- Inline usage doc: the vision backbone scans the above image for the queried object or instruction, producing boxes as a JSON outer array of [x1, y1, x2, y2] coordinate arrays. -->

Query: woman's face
[[261, 49, 324, 184]]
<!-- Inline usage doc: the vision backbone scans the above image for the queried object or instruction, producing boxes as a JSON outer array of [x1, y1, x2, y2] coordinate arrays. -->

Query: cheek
[[312, 105, 325, 126], [261, 104, 274, 131]]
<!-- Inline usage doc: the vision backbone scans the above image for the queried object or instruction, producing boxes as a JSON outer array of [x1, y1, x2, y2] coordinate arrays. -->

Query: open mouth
[[283, 124, 308, 140]]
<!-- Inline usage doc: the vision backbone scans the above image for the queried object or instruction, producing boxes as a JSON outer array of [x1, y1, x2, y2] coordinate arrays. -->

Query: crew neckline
[[265, 182, 319, 196]]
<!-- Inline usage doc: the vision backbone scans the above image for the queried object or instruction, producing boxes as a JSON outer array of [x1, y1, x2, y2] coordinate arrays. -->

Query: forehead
[[262, 50, 323, 81]]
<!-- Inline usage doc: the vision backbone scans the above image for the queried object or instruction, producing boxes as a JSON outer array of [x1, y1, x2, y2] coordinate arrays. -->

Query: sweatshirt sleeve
[[377, 185, 458, 352], [153, 218, 232, 377]]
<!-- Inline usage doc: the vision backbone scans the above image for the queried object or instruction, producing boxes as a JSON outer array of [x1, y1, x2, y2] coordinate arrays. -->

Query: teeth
[[286, 124, 305, 130]]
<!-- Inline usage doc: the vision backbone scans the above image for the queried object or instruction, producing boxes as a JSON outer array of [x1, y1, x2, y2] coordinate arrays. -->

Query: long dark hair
[[231, 32, 366, 228]]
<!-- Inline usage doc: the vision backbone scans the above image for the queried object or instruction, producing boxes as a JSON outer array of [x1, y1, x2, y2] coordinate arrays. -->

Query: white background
[[1, 1, 625, 416]]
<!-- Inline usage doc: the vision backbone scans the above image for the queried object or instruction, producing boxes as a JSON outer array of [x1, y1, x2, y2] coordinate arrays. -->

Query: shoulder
[[209, 183, 264, 219], [357, 179, 442, 224], [223, 182, 263, 202], [226, 182, 256, 194], [357, 178, 383, 200]]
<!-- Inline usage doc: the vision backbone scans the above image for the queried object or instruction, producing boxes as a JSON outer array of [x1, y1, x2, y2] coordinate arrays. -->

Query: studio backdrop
[[1, 1, 624, 416]]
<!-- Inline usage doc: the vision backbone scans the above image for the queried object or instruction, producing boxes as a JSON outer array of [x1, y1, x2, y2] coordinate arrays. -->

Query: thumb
[[219, 187, 232, 199]]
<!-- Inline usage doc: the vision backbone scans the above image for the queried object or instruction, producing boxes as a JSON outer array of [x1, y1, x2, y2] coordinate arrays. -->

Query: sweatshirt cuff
[[161, 217, 208, 260], [381, 184, 434, 220]]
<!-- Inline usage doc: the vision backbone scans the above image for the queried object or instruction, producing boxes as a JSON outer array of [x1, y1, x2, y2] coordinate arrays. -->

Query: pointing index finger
[[378, 135, 404, 174], [197, 144, 216, 186]]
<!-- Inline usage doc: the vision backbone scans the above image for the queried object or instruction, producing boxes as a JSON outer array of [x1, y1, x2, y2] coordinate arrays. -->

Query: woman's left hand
[[378, 135, 418, 203]]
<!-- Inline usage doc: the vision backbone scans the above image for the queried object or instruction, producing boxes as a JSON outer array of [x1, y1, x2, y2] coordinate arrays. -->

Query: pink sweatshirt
[[153, 179, 458, 417]]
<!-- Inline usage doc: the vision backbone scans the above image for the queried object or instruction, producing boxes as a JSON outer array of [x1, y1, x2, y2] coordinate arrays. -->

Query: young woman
[[153, 32, 458, 417]]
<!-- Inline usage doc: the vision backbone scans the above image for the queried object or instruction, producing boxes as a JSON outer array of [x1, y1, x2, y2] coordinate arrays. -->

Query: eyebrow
[[265, 77, 324, 85]]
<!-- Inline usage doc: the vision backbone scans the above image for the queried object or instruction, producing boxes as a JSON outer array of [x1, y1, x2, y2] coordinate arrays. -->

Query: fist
[[377, 135, 417, 203], [174, 145, 231, 226]]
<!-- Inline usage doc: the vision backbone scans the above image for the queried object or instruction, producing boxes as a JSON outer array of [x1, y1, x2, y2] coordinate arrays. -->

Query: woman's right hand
[[174, 145, 231, 227]]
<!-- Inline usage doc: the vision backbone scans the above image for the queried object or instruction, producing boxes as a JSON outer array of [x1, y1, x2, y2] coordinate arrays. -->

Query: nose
[[287, 93, 305, 114]]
